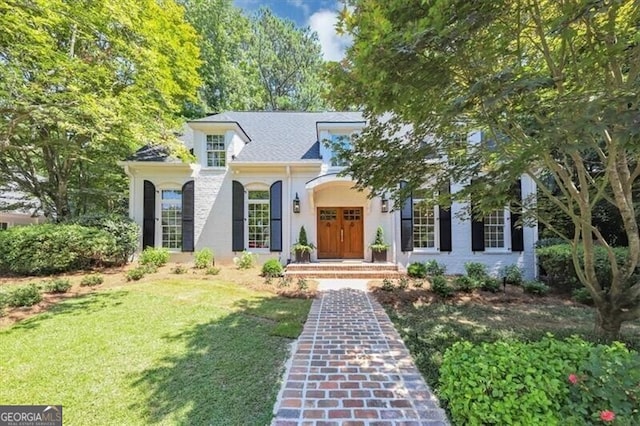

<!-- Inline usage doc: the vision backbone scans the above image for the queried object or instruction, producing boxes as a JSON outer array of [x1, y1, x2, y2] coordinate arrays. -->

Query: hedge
[[68, 214, 139, 265], [0, 223, 119, 275]]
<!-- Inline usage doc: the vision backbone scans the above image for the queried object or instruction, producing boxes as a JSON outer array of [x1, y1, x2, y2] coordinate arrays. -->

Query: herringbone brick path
[[271, 288, 448, 426]]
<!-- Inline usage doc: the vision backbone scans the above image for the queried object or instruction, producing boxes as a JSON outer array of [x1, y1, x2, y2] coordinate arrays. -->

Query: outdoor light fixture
[[293, 193, 301, 213], [381, 197, 389, 213]]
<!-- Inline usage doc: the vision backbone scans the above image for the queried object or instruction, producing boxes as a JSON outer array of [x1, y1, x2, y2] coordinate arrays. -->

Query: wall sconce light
[[381, 196, 389, 213], [293, 193, 301, 213]]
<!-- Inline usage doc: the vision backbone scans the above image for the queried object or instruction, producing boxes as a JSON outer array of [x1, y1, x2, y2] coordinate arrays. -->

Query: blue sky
[[233, 0, 351, 61]]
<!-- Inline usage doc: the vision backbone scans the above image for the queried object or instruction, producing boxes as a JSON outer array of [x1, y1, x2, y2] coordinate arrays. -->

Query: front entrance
[[317, 207, 364, 259]]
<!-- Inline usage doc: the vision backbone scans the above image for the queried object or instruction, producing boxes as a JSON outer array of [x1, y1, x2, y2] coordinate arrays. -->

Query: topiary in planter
[[370, 226, 389, 263], [291, 226, 315, 263]]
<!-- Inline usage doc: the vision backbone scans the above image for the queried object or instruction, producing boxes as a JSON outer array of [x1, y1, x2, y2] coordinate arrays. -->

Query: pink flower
[[600, 410, 615, 422], [568, 374, 578, 385]]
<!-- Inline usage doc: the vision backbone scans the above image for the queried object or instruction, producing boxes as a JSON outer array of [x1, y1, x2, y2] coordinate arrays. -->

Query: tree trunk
[[594, 306, 623, 341]]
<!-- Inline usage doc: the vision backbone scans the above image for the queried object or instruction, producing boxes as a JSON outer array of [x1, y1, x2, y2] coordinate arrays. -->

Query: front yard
[[0, 275, 311, 425]]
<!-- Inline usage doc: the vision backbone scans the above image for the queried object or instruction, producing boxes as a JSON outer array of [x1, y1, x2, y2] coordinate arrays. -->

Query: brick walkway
[[271, 288, 448, 425]]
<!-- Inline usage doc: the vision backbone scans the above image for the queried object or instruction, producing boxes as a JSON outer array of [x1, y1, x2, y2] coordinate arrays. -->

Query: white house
[[0, 186, 44, 230], [121, 111, 538, 278]]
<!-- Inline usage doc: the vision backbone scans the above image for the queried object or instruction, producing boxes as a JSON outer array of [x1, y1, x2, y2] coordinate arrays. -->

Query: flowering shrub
[[233, 251, 257, 269], [562, 342, 640, 424]]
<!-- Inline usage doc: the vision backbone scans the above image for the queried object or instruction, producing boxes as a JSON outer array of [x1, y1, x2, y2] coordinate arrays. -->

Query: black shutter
[[143, 180, 155, 249], [270, 180, 282, 252], [181, 180, 195, 252], [439, 181, 452, 252], [470, 180, 485, 251], [232, 180, 245, 252], [511, 178, 524, 251], [400, 181, 413, 252]]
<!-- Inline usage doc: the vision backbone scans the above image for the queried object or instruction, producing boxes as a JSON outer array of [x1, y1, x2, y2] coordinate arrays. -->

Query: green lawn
[[385, 301, 640, 392], [0, 278, 311, 425]]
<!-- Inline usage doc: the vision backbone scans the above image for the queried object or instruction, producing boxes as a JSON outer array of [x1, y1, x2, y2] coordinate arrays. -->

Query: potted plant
[[370, 226, 390, 263], [291, 226, 315, 263]]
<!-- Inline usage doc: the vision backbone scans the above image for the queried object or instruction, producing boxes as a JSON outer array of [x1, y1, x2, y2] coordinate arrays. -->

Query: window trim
[[205, 133, 227, 169], [156, 187, 183, 252], [483, 208, 511, 252], [412, 192, 440, 252], [245, 186, 270, 252]]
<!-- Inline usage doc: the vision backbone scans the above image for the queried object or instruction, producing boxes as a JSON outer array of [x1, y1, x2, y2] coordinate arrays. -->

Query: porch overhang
[[304, 173, 371, 213]]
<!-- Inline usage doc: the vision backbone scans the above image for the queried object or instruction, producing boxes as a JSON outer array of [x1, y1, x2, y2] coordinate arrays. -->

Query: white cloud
[[308, 9, 352, 62]]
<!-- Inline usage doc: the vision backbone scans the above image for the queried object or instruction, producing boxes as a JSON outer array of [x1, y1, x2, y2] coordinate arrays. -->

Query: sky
[[233, 0, 351, 61]]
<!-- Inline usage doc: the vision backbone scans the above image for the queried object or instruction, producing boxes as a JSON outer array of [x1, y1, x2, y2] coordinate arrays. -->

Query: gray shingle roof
[[191, 111, 364, 162], [128, 144, 183, 163]]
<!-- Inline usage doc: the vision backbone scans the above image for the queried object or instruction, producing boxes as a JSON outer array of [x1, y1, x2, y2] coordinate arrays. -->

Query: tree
[[0, 0, 201, 218], [329, 0, 640, 339]]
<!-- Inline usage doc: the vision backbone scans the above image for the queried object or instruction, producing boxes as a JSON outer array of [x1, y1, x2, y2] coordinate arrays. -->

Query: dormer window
[[330, 133, 352, 167], [206, 134, 226, 167]]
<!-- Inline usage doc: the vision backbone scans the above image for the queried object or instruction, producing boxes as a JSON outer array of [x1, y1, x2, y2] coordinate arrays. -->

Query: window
[[484, 209, 506, 249], [161, 190, 182, 249], [248, 190, 269, 249], [206, 134, 226, 167], [413, 190, 436, 249], [0, 222, 7, 230], [330, 134, 352, 166]]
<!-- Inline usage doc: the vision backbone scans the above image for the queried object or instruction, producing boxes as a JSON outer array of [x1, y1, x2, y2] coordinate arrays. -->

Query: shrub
[[261, 259, 284, 278], [464, 261, 488, 280], [141, 264, 158, 274], [439, 336, 592, 425], [523, 280, 550, 296], [571, 287, 593, 305], [171, 264, 188, 274], [454, 275, 478, 293], [407, 262, 427, 278], [80, 274, 104, 287], [397, 277, 409, 290], [194, 248, 214, 269], [44, 278, 72, 293], [233, 251, 256, 269], [139, 247, 170, 267], [535, 237, 567, 248], [413, 279, 424, 288], [481, 277, 502, 293], [126, 267, 146, 281], [205, 266, 220, 275], [381, 278, 395, 291], [501, 264, 524, 286], [0, 223, 119, 275], [370, 226, 390, 252], [431, 275, 454, 298], [424, 260, 446, 276], [6, 284, 43, 307], [277, 276, 292, 288], [563, 343, 640, 425], [296, 278, 308, 291], [69, 214, 139, 265]]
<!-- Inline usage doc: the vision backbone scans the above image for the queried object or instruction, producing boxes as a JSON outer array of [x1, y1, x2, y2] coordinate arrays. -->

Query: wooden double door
[[317, 207, 364, 259]]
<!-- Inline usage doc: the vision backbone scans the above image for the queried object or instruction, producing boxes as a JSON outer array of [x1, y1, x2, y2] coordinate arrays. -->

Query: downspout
[[286, 166, 292, 264]]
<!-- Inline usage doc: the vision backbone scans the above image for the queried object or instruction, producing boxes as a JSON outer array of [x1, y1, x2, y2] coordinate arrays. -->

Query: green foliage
[[171, 264, 188, 274], [139, 248, 170, 267], [412, 279, 424, 288], [464, 262, 488, 280], [439, 337, 592, 425], [0, 0, 201, 217], [407, 262, 427, 278], [572, 288, 594, 305], [205, 266, 220, 276], [370, 226, 390, 252], [0, 224, 119, 275], [481, 277, 502, 293], [193, 248, 214, 269], [44, 278, 72, 293], [424, 260, 446, 276], [261, 259, 284, 278], [126, 267, 146, 282], [291, 226, 315, 253], [296, 278, 308, 292], [234, 251, 257, 270], [80, 274, 104, 287], [277, 277, 292, 288], [523, 280, 551, 296], [397, 277, 409, 290], [431, 275, 454, 298], [70, 214, 139, 265], [563, 343, 640, 424], [381, 279, 395, 291], [501, 264, 523, 286], [6, 284, 43, 307], [454, 275, 479, 293]]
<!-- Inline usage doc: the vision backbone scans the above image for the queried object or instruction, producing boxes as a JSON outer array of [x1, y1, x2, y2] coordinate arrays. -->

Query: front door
[[317, 207, 364, 259]]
